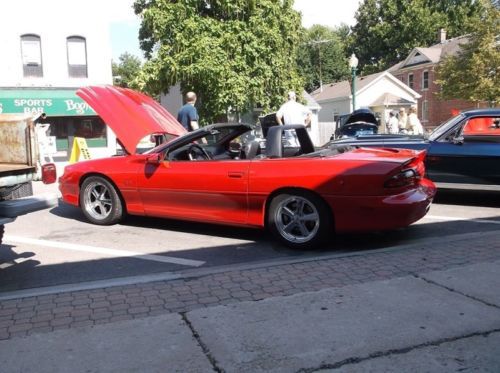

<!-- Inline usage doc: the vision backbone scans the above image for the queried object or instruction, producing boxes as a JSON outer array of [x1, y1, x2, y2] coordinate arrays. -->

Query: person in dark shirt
[[177, 92, 199, 131]]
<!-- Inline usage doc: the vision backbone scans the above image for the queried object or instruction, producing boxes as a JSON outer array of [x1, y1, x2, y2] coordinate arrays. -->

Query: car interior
[[163, 124, 317, 162], [462, 117, 500, 142]]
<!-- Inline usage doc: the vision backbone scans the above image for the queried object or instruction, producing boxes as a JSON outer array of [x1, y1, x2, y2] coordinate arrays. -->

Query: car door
[[426, 117, 500, 190], [136, 159, 251, 224]]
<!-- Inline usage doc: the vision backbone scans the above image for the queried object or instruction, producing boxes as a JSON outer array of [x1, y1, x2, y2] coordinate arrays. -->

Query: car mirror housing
[[453, 136, 464, 145], [146, 154, 162, 164]]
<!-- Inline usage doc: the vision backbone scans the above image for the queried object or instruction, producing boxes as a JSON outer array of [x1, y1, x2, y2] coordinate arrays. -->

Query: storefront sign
[[0, 89, 96, 116]]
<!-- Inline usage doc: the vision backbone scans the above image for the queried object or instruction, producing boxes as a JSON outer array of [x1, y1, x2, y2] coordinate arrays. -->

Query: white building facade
[[0, 2, 115, 158], [311, 72, 421, 135]]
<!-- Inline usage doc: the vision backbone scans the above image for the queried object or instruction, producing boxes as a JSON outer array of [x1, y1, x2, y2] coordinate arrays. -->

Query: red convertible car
[[59, 86, 436, 249]]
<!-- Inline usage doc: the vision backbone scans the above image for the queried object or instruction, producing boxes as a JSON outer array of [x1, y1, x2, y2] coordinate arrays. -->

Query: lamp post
[[349, 53, 359, 111]]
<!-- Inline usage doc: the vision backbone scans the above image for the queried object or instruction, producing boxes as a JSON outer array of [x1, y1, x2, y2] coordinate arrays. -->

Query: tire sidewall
[[268, 191, 332, 250], [80, 176, 123, 225]]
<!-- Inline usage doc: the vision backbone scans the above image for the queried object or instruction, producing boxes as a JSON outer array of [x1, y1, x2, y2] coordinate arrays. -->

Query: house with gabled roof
[[310, 70, 420, 133], [388, 30, 484, 129]]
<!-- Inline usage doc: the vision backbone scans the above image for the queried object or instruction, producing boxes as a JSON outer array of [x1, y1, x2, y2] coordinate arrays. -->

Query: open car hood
[[344, 108, 378, 126], [77, 86, 187, 154]]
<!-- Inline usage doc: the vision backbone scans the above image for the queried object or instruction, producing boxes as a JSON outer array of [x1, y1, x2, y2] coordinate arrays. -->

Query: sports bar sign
[[0, 89, 96, 116]]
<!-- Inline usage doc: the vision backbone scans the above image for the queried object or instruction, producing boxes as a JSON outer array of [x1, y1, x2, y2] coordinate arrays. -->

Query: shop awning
[[0, 89, 96, 116]]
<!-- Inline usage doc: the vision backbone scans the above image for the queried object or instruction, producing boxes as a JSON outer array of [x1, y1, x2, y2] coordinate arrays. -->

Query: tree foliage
[[133, 0, 303, 123], [297, 24, 350, 92], [350, 0, 485, 73], [112, 52, 143, 88], [436, 3, 500, 105]]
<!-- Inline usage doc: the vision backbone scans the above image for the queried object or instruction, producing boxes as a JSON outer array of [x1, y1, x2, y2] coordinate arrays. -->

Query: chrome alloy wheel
[[274, 196, 320, 243], [83, 181, 113, 221]]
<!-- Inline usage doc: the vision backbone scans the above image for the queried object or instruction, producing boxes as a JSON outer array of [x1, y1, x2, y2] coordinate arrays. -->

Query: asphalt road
[[1, 182, 499, 293]]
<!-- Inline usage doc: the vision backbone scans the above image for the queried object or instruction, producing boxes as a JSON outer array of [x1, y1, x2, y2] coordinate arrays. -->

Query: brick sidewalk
[[1, 231, 499, 340]]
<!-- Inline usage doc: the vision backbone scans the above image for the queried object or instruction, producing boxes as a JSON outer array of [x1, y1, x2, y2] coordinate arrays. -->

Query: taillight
[[42, 163, 57, 184], [384, 168, 419, 188]]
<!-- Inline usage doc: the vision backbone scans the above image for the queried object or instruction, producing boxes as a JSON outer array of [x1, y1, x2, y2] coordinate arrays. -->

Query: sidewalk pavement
[[0, 229, 499, 372]]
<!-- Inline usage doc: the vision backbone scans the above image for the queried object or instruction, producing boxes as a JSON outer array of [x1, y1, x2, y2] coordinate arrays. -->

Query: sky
[[110, 0, 362, 61]]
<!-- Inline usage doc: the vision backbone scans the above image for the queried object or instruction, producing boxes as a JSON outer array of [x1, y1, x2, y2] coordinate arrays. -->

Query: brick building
[[388, 30, 484, 130]]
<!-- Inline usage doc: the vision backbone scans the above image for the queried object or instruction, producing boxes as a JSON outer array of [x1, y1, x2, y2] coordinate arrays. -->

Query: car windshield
[[429, 114, 464, 141]]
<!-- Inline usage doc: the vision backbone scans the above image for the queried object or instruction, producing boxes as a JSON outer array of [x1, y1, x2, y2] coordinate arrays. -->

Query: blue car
[[326, 108, 500, 192]]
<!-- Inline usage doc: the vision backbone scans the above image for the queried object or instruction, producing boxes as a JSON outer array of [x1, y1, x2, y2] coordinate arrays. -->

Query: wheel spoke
[[91, 188, 100, 200], [283, 221, 296, 234], [282, 206, 295, 219], [301, 212, 319, 222], [297, 222, 310, 237], [295, 199, 305, 214]]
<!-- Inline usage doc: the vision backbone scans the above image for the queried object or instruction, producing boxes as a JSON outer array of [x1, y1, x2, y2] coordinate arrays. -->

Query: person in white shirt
[[398, 107, 408, 134], [276, 91, 312, 127], [276, 91, 312, 146], [387, 111, 400, 134], [408, 106, 424, 135]]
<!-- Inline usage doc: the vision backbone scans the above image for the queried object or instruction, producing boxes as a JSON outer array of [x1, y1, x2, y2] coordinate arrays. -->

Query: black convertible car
[[326, 108, 500, 191]]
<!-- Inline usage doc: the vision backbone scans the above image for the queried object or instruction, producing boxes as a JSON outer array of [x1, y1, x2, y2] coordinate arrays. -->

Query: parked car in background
[[331, 108, 379, 140], [326, 108, 500, 192], [59, 86, 436, 250]]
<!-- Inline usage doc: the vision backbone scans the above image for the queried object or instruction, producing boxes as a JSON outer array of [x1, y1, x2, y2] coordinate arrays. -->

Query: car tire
[[80, 176, 124, 225], [268, 190, 332, 250]]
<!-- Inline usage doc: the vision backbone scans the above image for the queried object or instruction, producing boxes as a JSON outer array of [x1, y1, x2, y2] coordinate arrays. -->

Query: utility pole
[[308, 39, 333, 92]]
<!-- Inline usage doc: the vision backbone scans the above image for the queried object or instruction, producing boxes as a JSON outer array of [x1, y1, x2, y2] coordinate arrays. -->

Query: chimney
[[438, 28, 447, 43]]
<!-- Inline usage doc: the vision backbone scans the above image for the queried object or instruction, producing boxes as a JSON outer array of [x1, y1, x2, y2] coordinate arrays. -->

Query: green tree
[[297, 24, 350, 92], [350, 0, 484, 73], [134, 0, 303, 123], [436, 3, 500, 106], [112, 52, 143, 88]]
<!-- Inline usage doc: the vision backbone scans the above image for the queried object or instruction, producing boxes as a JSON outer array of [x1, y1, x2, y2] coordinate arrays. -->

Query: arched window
[[67, 36, 88, 78], [21, 34, 43, 77]]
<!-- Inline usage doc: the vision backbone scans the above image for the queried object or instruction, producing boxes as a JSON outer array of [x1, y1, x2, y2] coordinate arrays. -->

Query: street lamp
[[349, 53, 359, 111]]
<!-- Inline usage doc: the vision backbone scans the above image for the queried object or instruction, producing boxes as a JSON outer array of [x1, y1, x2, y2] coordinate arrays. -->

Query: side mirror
[[146, 154, 162, 164], [453, 136, 464, 145]]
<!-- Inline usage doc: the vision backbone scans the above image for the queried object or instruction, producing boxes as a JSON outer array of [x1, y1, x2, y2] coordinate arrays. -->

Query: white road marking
[[4, 235, 205, 267], [425, 215, 500, 225], [0, 258, 31, 269]]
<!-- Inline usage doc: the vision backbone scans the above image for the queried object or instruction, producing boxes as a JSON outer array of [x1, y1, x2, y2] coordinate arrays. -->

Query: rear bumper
[[326, 179, 436, 233], [0, 193, 59, 220]]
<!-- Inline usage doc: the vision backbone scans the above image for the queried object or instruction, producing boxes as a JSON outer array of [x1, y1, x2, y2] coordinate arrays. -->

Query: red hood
[[77, 85, 187, 154]]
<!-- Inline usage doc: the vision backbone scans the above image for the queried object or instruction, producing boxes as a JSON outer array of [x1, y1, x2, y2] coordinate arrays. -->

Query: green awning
[[0, 89, 96, 116]]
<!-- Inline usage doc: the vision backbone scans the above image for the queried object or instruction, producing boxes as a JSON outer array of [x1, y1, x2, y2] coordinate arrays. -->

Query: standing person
[[408, 106, 424, 135], [276, 91, 312, 146], [398, 107, 408, 134], [386, 111, 399, 134], [276, 91, 312, 127], [177, 92, 199, 132]]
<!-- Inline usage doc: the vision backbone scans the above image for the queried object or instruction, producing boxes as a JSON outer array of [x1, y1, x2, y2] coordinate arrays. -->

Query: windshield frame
[[429, 114, 465, 141]]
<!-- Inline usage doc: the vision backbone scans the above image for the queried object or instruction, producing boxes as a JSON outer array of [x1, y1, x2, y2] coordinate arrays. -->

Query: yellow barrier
[[68, 137, 92, 163]]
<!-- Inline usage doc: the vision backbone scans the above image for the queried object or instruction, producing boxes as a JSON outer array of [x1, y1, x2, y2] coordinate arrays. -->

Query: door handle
[[228, 171, 244, 178]]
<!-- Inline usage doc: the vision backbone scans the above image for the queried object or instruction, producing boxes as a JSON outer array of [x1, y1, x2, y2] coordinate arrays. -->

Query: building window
[[422, 100, 429, 122], [422, 70, 429, 90], [408, 73, 414, 89], [21, 34, 43, 78], [67, 36, 88, 78]]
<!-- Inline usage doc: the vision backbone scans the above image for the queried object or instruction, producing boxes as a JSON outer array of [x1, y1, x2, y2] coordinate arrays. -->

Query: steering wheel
[[187, 143, 211, 160]]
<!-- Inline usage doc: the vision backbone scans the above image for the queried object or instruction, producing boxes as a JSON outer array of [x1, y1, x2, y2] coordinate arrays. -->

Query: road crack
[[181, 312, 224, 373], [295, 329, 500, 372], [414, 274, 500, 310]]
